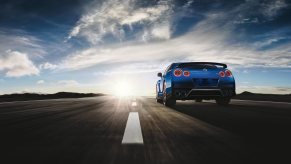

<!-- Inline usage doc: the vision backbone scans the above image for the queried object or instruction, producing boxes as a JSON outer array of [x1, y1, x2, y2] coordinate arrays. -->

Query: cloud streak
[[0, 29, 46, 57], [57, 80, 79, 86]]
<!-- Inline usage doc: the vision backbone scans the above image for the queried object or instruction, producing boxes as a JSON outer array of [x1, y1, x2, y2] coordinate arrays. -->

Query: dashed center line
[[122, 112, 143, 144]]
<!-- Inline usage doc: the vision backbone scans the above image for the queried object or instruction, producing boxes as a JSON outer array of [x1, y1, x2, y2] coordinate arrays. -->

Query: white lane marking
[[122, 112, 143, 144], [131, 101, 137, 106]]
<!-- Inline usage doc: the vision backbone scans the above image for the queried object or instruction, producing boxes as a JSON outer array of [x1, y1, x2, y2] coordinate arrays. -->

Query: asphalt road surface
[[0, 96, 291, 164]]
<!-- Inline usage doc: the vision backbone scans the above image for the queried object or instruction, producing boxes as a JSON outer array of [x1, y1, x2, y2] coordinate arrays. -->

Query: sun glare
[[114, 80, 133, 97]]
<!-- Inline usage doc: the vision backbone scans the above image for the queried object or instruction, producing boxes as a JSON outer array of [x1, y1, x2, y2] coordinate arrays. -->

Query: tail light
[[219, 71, 225, 77], [225, 70, 232, 77], [174, 69, 182, 77], [183, 71, 190, 77]]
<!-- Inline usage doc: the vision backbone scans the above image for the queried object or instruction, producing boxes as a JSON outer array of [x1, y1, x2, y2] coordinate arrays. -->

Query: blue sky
[[0, 0, 290, 95]]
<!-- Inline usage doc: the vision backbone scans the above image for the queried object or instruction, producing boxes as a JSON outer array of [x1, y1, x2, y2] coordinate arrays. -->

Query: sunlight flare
[[114, 80, 133, 97]]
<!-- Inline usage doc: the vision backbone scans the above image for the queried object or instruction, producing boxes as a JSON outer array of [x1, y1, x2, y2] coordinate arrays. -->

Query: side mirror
[[157, 72, 162, 77]]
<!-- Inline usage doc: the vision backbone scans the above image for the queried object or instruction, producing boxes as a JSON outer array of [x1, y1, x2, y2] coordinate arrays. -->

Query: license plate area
[[193, 78, 219, 87]]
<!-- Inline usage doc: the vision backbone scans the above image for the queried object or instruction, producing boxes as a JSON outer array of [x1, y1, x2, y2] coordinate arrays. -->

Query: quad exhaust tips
[[175, 90, 187, 98]]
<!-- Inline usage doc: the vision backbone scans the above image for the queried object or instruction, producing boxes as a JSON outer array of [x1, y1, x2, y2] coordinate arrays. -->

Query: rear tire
[[162, 82, 176, 107], [163, 97, 176, 107], [216, 97, 231, 106]]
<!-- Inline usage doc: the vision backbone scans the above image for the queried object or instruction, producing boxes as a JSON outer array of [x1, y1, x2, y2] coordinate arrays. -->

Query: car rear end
[[171, 62, 235, 101]]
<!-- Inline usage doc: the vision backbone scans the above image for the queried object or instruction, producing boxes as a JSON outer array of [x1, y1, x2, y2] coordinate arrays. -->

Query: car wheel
[[195, 99, 202, 102], [216, 97, 231, 106], [163, 93, 176, 107], [162, 82, 176, 107], [163, 97, 176, 107]]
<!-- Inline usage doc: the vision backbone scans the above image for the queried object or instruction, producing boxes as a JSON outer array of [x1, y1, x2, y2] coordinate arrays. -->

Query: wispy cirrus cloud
[[68, 0, 179, 44], [0, 29, 46, 57], [61, 36, 291, 71]]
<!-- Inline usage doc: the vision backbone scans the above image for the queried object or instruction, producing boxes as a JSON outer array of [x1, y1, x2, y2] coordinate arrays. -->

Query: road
[[0, 96, 291, 164]]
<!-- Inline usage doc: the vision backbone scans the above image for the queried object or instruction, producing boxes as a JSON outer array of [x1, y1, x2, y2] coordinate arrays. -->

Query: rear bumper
[[173, 88, 235, 100], [172, 78, 235, 100]]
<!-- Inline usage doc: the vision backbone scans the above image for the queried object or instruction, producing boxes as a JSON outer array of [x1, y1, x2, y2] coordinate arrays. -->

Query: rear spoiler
[[177, 62, 227, 68]]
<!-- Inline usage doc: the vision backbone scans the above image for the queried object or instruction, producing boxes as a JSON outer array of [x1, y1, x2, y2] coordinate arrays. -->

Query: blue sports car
[[156, 62, 236, 106]]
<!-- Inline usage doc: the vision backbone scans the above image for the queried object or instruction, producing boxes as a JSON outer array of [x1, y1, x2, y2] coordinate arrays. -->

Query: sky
[[0, 0, 291, 95]]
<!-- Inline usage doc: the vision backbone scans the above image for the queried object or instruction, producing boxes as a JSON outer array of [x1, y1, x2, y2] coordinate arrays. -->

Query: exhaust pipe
[[181, 91, 187, 97], [175, 91, 181, 97]]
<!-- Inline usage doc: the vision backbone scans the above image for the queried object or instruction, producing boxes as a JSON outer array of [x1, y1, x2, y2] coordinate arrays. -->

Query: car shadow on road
[[168, 101, 291, 163]]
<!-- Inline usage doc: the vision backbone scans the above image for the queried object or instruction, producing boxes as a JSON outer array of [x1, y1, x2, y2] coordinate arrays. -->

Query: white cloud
[[0, 50, 39, 77], [148, 22, 171, 40], [37, 80, 45, 85], [57, 80, 79, 86], [39, 62, 58, 70], [68, 0, 175, 44]]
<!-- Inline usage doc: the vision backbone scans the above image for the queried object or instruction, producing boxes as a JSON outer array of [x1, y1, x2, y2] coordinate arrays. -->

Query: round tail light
[[183, 71, 190, 77], [225, 70, 232, 77], [174, 69, 182, 77], [219, 71, 225, 77]]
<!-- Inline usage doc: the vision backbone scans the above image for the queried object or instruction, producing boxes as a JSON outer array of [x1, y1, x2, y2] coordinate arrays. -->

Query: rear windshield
[[176, 63, 218, 69]]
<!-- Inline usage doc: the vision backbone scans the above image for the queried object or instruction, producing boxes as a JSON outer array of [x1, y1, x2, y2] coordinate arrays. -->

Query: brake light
[[225, 70, 232, 77], [219, 71, 225, 77], [174, 69, 182, 77], [183, 71, 190, 77]]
